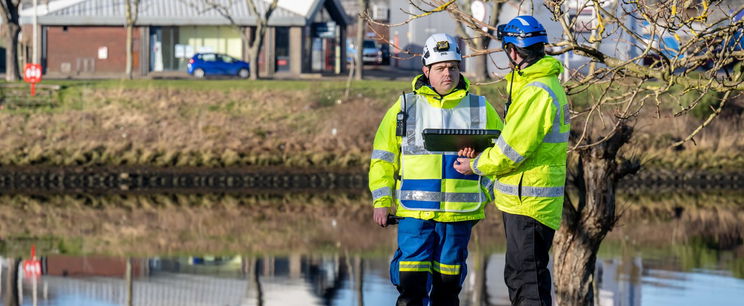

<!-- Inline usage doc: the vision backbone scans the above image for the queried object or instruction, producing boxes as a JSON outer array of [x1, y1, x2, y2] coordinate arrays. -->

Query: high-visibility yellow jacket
[[369, 74, 503, 222], [470, 56, 570, 230]]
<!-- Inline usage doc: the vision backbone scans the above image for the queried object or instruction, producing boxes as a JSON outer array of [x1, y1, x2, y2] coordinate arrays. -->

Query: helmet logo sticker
[[435, 40, 450, 51]]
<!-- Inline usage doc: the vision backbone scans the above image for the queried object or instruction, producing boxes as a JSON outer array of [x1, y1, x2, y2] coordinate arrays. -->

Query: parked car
[[362, 40, 383, 65], [187, 53, 250, 78], [346, 39, 384, 65]]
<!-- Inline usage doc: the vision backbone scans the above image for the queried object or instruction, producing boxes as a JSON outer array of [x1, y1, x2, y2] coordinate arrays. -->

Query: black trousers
[[502, 212, 555, 306]]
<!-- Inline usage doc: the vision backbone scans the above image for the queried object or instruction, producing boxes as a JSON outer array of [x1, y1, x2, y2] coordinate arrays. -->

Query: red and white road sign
[[23, 63, 42, 83], [23, 63, 43, 96]]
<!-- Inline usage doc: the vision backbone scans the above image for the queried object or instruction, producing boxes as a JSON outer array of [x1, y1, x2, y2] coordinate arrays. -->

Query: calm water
[[1, 190, 742, 305]]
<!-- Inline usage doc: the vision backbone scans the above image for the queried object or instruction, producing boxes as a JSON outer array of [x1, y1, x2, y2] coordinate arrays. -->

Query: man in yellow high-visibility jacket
[[369, 33, 502, 306], [455, 16, 570, 306]]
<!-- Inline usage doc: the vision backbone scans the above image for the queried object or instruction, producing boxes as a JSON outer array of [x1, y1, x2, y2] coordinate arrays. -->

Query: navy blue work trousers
[[390, 218, 476, 306]]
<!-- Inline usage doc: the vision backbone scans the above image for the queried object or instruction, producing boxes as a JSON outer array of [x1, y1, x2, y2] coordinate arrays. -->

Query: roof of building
[[20, 0, 350, 26]]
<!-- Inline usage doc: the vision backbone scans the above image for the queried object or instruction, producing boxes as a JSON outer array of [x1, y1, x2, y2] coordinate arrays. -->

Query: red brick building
[[19, 0, 350, 78], [43, 26, 142, 77]]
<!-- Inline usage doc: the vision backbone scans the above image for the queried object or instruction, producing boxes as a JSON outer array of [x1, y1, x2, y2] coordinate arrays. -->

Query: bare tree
[[449, 0, 507, 81], [0, 0, 22, 81], [124, 0, 141, 79], [246, 0, 278, 80], [373, 0, 744, 304], [547, 1, 743, 304]]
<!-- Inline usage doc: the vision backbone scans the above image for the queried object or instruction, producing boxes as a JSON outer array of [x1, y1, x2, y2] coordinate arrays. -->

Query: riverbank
[[0, 79, 742, 172]]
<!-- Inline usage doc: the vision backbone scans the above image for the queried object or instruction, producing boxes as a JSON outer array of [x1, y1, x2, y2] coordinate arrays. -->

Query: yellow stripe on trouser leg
[[432, 261, 461, 275], [399, 261, 431, 272]]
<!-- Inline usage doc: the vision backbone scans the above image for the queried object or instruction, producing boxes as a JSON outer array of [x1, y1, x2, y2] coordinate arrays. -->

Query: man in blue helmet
[[454, 16, 570, 306], [369, 33, 502, 306]]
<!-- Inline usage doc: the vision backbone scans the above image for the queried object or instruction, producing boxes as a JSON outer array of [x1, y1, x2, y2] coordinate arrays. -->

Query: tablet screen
[[422, 129, 501, 152]]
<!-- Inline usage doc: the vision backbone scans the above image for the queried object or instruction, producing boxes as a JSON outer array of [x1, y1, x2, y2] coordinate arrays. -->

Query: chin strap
[[504, 49, 525, 118], [504, 71, 516, 118]]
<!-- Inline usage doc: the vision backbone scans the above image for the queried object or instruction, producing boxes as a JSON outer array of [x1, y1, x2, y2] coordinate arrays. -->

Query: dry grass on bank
[[630, 113, 744, 170], [0, 84, 393, 168], [0, 79, 742, 171]]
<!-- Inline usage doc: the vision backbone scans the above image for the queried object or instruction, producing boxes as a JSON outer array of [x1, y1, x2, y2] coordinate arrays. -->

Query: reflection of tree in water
[[303, 256, 348, 306]]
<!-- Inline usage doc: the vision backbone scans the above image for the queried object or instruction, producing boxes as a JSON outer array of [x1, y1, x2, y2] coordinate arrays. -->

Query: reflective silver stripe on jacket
[[402, 93, 421, 155], [371, 150, 395, 162], [493, 180, 564, 197], [403, 145, 430, 155], [397, 190, 482, 203], [480, 176, 495, 199], [472, 154, 485, 176], [495, 136, 525, 164], [469, 94, 485, 129], [372, 186, 392, 200], [526, 82, 569, 144]]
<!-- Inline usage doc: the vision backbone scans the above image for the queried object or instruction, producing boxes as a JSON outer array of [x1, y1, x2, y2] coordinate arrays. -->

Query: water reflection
[[0, 190, 743, 305], [2, 249, 744, 306]]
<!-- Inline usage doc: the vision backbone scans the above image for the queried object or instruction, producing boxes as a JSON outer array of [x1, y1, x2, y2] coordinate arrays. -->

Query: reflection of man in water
[[368, 33, 502, 305]]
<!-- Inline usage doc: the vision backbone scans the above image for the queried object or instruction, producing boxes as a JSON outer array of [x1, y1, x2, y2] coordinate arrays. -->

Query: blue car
[[187, 53, 250, 79]]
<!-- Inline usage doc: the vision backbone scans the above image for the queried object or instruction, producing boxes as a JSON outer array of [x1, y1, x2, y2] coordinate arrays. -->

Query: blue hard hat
[[497, 16, 548, 48]]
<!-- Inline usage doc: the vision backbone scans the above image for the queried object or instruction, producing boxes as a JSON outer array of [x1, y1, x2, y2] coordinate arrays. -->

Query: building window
[[275, 27, 290, 72]]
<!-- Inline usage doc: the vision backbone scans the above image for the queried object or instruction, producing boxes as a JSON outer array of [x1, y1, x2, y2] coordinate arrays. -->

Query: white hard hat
[[422, 33, 462, 66]]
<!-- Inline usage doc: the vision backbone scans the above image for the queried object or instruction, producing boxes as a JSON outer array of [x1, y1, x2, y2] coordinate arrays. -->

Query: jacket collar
[[505, 56, 563, 89], [411, 73, 470, 107]]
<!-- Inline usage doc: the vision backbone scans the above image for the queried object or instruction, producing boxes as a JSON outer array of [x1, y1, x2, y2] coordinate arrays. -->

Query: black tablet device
[[422, 129, 501, 152]]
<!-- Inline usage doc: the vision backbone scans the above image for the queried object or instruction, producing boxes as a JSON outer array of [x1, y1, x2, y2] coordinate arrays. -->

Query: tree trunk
[[249, 41, 260, 80], [126, 25, 133, 79], [468, 250, 488, 305], [245, 0, 277, 80], [553, 123, 637, 305], [4, 258, 19, 306], [124, 0, 139, 79], [470, 36, 487, 82], [5, 22, 21, 82], [249, 22, 270, 80], [354, 0, 367, 81]]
